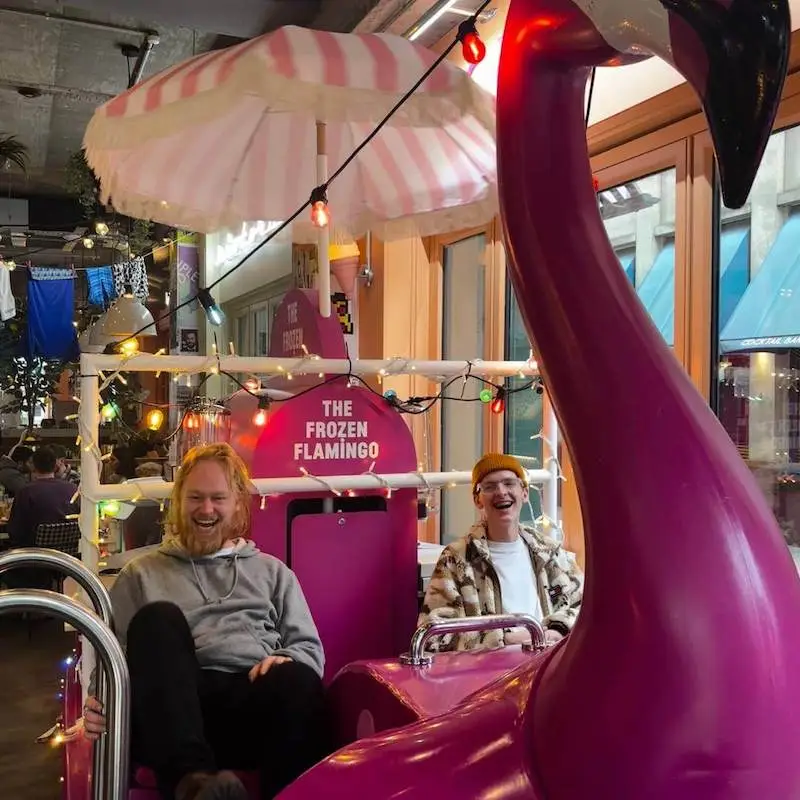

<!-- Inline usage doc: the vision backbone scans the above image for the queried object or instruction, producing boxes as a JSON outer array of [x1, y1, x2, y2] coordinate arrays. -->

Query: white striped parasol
[[83, 26, 497, 278]]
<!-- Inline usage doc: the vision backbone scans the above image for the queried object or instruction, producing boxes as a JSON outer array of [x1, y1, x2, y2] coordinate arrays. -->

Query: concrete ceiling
[[0, 0, 398, 202]]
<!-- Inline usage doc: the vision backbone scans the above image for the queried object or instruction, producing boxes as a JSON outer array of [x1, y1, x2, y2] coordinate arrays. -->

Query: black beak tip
[[679, 0, 790, 209]]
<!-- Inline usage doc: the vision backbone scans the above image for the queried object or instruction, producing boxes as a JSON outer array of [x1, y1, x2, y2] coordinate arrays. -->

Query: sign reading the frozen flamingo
[[293, 398, 380, 461]]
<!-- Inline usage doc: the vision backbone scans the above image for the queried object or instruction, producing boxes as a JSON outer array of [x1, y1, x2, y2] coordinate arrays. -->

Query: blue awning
[[721, 214, 800, 352], [618, 253, 635, 285], [636, 242, 675, 346], [718, 226, 750, 331]]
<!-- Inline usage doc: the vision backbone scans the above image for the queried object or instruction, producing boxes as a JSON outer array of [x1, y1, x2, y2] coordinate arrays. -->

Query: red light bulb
[[593, 176, 600, 192], [490, 391, 506, 415], [253, 408, 267, 427], [461, 31, 486, 65], [311, 200, 330, 228]]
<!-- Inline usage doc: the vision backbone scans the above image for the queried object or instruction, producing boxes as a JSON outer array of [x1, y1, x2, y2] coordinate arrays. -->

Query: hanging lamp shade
[[78, 323, 114, 353], [98, 294, 157, 338]]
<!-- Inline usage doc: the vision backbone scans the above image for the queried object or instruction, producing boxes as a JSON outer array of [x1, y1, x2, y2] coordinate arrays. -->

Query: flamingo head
[[511, 0, 791, 207]]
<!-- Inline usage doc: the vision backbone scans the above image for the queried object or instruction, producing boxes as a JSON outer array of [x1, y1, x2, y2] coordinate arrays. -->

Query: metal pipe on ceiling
[[0, 5, 156, 37], [128, 33, 161, 88]]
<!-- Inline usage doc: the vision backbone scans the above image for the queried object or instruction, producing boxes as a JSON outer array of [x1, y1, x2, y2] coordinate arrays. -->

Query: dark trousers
[[127, 602, 330, 800]]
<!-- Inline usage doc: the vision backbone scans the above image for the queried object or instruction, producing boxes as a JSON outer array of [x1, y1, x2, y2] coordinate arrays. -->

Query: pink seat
[[328, 647, 543, 747]]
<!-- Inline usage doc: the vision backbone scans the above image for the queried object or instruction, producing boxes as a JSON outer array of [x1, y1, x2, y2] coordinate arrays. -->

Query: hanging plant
[[64, 150, 101, 217], [64, 149, 155, 256], [0, 134, 29, 173]]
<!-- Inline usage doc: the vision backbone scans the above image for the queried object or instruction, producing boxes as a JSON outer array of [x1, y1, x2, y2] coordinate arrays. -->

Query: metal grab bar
[[0, 547, 115, 799], [0, 589, 130, 800], [0, 548, 113, 624], [399, 613, 547, 667]]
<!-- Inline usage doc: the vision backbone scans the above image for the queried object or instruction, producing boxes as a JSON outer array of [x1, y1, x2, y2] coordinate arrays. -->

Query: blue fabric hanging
[[26, 268, 79, 361], [86, 266, 117, 308]]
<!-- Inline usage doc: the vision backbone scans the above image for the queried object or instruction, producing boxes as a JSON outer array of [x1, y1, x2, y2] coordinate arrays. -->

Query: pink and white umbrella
[[83, 25, 496, 316]]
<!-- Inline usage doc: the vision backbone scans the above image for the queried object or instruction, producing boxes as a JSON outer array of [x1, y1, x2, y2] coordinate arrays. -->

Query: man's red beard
[[179, 518, 228, 557]]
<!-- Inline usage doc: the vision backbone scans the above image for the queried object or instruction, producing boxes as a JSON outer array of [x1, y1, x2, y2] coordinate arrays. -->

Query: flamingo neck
[[497, 3, 800, 797]]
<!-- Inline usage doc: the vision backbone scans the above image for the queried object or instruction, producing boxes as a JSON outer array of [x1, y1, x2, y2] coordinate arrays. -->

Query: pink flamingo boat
[[1, 0, 799, 797]]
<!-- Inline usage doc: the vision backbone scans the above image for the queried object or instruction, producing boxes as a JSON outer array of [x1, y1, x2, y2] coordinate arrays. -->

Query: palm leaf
[[0, 134, 29, 172]]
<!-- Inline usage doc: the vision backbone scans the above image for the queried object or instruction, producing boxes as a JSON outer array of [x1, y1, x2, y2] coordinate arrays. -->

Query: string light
[[253, 397, 270, 427], [309, 186, 330, 228], [479, 388, 493, 404], [198, 288, 225, 326], [100, 402, 117, 421], [146, 408, 164, 430], [490, 387, 506, 415], [458, 20, 486, 65], [119, 338, 139, 356]]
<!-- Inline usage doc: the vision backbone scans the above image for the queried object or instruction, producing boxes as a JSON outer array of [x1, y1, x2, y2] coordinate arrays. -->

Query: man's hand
[[248, 655, 292, 682], [544, 628, 564, 646], [83, 696, 106, 740]]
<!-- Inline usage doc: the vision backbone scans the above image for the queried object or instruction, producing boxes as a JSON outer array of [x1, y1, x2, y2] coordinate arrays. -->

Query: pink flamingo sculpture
[[279, 1, 800, 797]]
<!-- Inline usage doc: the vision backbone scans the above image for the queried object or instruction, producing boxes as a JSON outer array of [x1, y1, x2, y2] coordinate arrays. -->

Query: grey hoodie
[[109, 538, 324, 677]]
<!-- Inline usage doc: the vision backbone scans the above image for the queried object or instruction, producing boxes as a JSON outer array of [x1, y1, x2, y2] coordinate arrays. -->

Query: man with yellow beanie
[[419, 453, 583, 652]]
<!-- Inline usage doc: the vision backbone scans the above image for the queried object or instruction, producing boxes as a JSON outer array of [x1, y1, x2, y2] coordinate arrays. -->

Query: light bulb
[[253, 397, 270, 427], [119, 338, 139, 356], [95, 221, 109, 236], [461, 30, 486, 64], [458, 21, 486, 65], [311, 200, 330, 228], [490, 392, 506, 415], [146, 408, 164, 430], [101, 402, 116, 420], [198, 288, 225, 326], [479, 388, 493, 404], [83, 237, 94, 249]]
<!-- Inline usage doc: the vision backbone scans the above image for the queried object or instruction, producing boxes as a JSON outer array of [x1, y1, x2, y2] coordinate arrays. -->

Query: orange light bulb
[[311, 200, 330, 228], [253, 408, 268, 427]]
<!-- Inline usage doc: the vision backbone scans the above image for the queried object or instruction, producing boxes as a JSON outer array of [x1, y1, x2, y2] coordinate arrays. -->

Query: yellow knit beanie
[[472, 453, 527, 494]]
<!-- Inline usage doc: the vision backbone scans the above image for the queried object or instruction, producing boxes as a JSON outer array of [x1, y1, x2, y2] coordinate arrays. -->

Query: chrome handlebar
[[0, 589, 129, 800], [399, 613, 546, 666], [0, 548, 113, 624], [0, 548, 115, 800]]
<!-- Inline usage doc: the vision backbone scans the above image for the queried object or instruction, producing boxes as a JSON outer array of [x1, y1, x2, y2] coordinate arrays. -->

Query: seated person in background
[[419, 453, 583, 652], [5, 446, 79, 589], [106, 444, 137, 483], [51, 444, 80, 485], [7, 446, 78, 549], [134, 461, 164, 478], [0, 443, 33, 497], [83, 443, 328, 800]]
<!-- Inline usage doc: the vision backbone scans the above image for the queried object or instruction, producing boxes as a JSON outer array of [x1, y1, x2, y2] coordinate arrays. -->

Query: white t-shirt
[[487, 537, 543, 622]]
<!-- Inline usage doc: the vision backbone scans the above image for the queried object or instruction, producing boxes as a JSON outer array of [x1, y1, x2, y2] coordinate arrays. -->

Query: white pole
[[83, 353, 540, 379], [317, 121, 331, 318], [78, 356, 101, 696], [542, 392, 559, 523], [82, 469, 554, 503]]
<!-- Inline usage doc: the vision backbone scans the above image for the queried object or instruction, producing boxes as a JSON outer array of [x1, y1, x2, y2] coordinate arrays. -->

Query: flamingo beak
[[661, 0, 790, 208]]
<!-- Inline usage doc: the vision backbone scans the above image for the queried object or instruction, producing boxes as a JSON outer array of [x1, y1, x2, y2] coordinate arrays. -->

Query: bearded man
[[83, 443, 327, 800]]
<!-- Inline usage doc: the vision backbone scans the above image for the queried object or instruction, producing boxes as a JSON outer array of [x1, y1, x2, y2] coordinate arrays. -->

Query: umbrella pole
[[316, 121, 331, 318]]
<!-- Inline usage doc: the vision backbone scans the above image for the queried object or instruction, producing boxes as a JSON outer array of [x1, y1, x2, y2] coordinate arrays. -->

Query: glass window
[[715, 127, 800, 567], [600, 169, 677, 343], [441, 234, 485, 544], [504, 287, 543, 522]]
